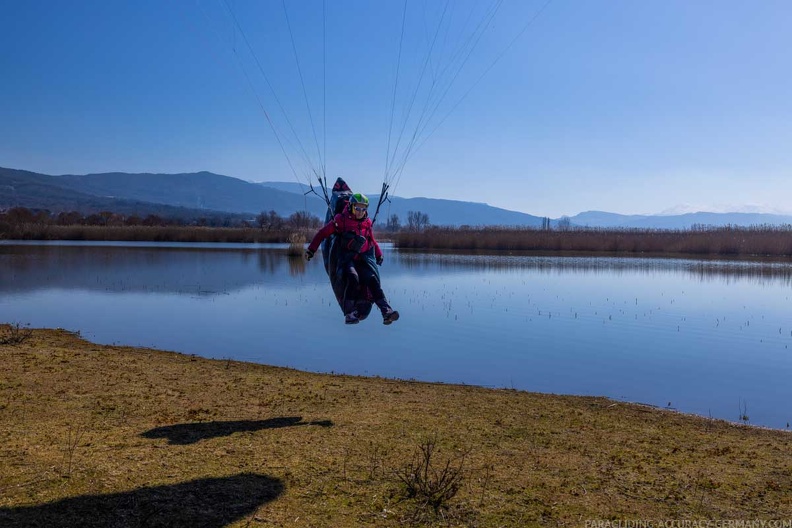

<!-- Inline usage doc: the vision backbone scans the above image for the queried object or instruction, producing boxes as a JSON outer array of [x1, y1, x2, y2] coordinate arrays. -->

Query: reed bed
[[0, 224, 306, 244], [396, 225, 792, 257], [5, 222, 792, 258]]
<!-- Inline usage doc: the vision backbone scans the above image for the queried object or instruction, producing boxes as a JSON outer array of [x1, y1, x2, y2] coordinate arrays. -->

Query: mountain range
[[2, 166, 792, 229]]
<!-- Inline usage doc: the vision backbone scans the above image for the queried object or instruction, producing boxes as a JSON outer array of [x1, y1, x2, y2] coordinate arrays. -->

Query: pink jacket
[[308, 209, 382, 260]]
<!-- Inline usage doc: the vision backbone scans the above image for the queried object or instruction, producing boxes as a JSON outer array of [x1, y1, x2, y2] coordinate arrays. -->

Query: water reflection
[[2, 242, 791, 430], [0, 244, 303, 295], [287, 254, 306, 276], [397, 252, 792, 285], [4, 244, 792, 295]]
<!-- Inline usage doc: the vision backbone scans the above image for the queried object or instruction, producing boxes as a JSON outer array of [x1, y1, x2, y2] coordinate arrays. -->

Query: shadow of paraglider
[[0, 473, 283, 528], [140, 416, 333, 445]]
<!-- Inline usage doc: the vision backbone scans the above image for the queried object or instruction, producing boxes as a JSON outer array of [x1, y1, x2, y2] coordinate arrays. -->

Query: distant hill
[[0, 167, 251, 222], [5, 166, 792, 228], [1, 167, 545, 227], [567, 211, 650, 228], [370, 196, 545, 227], [54, 171, 323, 218], [568, 210, 792, 229], [257, 181, 316, 195], [255, 182, 547, 226]]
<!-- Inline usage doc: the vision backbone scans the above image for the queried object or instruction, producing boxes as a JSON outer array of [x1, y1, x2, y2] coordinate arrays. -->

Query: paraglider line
[[281, 0, 324, 175], [385, 0, 409, 182], [420, 0, 555, 148], [385, 0, 451, 184], [221, 0, 320, 182], [389, 0, 503, 189]]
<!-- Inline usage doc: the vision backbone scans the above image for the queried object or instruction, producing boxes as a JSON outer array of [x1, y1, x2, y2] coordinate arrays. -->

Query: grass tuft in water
[[287, 232, 307, 258]]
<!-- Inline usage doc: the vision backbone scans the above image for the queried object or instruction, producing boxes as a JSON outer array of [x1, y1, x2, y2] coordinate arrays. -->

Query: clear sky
[[2, 0, 791, 217]]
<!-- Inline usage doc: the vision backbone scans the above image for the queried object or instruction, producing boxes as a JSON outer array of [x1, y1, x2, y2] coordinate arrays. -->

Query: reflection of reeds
[[396, 225, 792, 257], [287, 254, 307, 276], [397, 252, 792, 285]]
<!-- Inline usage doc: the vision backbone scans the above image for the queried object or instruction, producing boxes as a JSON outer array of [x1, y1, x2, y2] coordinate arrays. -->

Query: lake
[[2, 241, 791, 430]]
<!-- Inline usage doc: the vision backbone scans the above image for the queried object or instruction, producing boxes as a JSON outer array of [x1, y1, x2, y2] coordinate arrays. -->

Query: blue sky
[[2, 1, 791, 217]]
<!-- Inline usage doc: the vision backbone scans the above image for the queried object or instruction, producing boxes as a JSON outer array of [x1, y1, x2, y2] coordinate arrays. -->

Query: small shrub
[[395, 436, 469, 512], [0, 323, 33, 346], [62, 424, 87, 478]]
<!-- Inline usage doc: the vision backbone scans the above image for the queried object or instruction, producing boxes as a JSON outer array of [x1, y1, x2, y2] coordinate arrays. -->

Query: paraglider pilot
[[305, 193, 400, 326]]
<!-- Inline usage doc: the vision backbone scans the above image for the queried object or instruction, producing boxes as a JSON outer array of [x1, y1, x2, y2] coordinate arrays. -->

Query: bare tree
[[407, 211, 430, 232], [57, 211, 84, 225], [386, 213, 401, 231], [256, 210, 283, 230], [287, 211, 321, 229]]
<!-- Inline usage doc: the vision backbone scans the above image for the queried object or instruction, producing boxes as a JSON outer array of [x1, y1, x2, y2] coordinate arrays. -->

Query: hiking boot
[[382, 308, 400, 325], [344, 311, 360, 325], [375, 298, 399, 325]]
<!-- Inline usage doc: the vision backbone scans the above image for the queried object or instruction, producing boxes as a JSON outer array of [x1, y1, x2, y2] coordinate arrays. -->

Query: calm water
[[2, 241, 791, 429]]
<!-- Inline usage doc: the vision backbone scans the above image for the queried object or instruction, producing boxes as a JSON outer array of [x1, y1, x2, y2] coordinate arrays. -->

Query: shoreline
[[4, 222, 792, 259]]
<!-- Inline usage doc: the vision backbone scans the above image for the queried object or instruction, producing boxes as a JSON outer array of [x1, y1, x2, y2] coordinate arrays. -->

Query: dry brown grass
[[287, 232, 308, 257], [1, 327, 790, 526], [0, 224, 302, 243], [396, 226, 792, 257]]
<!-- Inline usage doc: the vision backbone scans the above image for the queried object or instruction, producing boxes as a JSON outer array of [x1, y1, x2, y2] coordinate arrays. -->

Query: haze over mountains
[[2, 166, 791, 229]]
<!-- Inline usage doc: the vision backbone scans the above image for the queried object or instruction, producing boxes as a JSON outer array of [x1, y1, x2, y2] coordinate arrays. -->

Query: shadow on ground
[[140, 416, 334, 445], [0, 473, 282, 528]]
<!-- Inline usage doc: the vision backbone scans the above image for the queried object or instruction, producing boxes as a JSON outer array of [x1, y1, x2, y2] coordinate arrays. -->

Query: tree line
[[0, 206, 324, 229], [0, 206, 432, 239]]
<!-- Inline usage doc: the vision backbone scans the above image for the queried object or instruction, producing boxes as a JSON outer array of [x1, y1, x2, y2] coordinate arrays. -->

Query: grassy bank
[[1, 327, 790, 526], [396, 226, 792, 257]]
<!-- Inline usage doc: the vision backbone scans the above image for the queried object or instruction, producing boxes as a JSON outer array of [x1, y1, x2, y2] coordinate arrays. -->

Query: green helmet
[[350, 193, 369, 207]]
